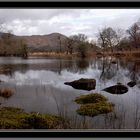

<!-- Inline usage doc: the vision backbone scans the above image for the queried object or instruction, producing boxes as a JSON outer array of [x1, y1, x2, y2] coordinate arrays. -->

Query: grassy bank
[[97, 50, 140, 58], [28, 50, 140, 58], [0, 107, 65, 129]]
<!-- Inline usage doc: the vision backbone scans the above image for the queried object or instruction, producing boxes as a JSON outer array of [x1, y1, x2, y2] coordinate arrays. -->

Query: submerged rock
[[103, 84, 128, 94], [64, 78, 96, 91], [127, 81, 136, 87]]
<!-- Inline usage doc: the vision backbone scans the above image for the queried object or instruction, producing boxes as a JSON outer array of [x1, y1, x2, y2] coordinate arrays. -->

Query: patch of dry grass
[[0, 88, 14, 98]]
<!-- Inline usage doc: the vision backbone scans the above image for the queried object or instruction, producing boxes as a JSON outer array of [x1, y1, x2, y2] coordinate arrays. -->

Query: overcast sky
[[0, 9, 140, 40]]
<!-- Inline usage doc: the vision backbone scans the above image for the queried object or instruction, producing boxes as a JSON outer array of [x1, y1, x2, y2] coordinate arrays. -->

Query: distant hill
[[20, 33, 69, 52], [0, 32, 99, 53]]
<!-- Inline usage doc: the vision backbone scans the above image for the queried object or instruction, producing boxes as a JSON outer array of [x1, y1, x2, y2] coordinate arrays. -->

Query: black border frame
[[0, 131, 140, 137], [0, 1, 139, 8], [0, 1, 140, 137]]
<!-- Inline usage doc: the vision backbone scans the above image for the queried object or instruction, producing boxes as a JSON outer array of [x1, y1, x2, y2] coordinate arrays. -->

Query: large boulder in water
[[103, 84, 128, 94], [64, 78, 96, 91]]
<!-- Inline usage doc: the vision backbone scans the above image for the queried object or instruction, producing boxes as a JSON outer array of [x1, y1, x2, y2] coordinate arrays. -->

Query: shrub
[[0, 88, 14, 98]]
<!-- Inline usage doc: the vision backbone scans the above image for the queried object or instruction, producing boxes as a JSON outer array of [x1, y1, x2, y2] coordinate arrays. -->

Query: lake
[[0, 56, 140, 129]]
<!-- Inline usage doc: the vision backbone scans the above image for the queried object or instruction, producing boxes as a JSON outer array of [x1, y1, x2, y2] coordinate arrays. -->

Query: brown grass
[[0, 88, 14, 98], [28, 49, 140, 59]]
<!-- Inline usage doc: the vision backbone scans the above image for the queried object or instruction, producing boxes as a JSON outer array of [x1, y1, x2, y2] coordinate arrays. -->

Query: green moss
[[0, 107, 63, 129], [0, 88, 14, 98], [76, 102, 114, 117], [75, 93, 107, 104], [75, 93, 114, 117]]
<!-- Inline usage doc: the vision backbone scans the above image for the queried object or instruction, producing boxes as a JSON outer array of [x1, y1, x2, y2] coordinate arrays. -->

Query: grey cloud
[[0, 9, 140, 39], [0, 9, 82, 22]]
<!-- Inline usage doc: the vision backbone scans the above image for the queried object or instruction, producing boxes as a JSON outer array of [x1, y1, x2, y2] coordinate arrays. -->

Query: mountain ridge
[[0, 32, 98, 53]]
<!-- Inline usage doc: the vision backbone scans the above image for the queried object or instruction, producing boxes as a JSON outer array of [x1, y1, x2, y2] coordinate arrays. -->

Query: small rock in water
[[103, 84, 128, 94], [127, 81, 136, 87], [111, 61, 117, 64]]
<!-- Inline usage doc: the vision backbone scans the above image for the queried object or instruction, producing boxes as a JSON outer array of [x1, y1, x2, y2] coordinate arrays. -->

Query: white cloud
[[0, 9, 140, 39]]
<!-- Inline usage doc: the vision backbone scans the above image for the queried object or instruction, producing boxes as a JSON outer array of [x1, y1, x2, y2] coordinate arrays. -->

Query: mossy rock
[[0, 88, 14, 98], [76, 102, 114, 117], [0, 107, 64, 129], [127, 81, 136, 87], [103, 84, 128, 94], [64, 78, 96, 91], [75, 93, 107, 104]]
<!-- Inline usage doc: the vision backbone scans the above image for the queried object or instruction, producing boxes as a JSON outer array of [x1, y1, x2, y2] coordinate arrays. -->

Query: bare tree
[[74, 34, 88, 58], [115, 28, 124, 50], [127, 22, 140, 48], [65, 34, 88, 56], [64, 36, 75, 55], [98, 29, 108, 51], [98, 27, 119, 52], [75, 33, 87, 42]]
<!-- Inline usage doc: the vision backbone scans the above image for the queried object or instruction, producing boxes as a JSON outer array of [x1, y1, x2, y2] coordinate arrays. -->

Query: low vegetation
[[0, 107, 64, 129], [0, 88, 14, 98], [75, 93, 107, 104], [76, 102, 114, 117], [75, 93, 114, 117]]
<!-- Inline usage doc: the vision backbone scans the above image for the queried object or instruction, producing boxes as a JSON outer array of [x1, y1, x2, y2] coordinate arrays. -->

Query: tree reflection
[[129, 61, 140, 83], [76, 59, 90, 73], [99, 57, 119, 82]]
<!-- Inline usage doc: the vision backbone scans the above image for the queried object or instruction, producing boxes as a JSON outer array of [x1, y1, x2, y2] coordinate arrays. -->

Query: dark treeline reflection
[[95, 57, 140, 85], [0, 57, 91, 76], [0, 57, 139, 85]]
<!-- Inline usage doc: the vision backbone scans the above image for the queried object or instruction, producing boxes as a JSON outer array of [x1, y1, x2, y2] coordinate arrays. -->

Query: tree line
[[0, 32, 28, 57], [0, 18, 140, 58], [0, 22, 28, 58], [54, 19, 140, 58]]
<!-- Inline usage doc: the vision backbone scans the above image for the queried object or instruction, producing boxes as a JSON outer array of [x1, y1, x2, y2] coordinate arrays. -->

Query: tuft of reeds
[[0, 88, 14, 98]]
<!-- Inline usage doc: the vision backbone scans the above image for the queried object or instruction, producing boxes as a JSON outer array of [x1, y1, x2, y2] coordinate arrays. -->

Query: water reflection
[[75, 59, 90, 73], [0, 56, 139, 129]]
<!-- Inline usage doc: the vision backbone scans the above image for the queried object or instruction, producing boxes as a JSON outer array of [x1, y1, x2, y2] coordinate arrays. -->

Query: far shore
[[28, 50, 140, 58], [0, 50, 140, 59]]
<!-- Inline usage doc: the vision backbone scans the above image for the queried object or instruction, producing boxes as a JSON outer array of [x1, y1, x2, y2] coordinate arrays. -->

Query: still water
[[0, 57, 140, 129]]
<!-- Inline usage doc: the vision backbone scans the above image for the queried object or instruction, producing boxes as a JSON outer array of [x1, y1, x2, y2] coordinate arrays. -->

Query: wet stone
[[103, 84, 128, 94], [127, 81, 136, 87], [64, 78, 96, 91]]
